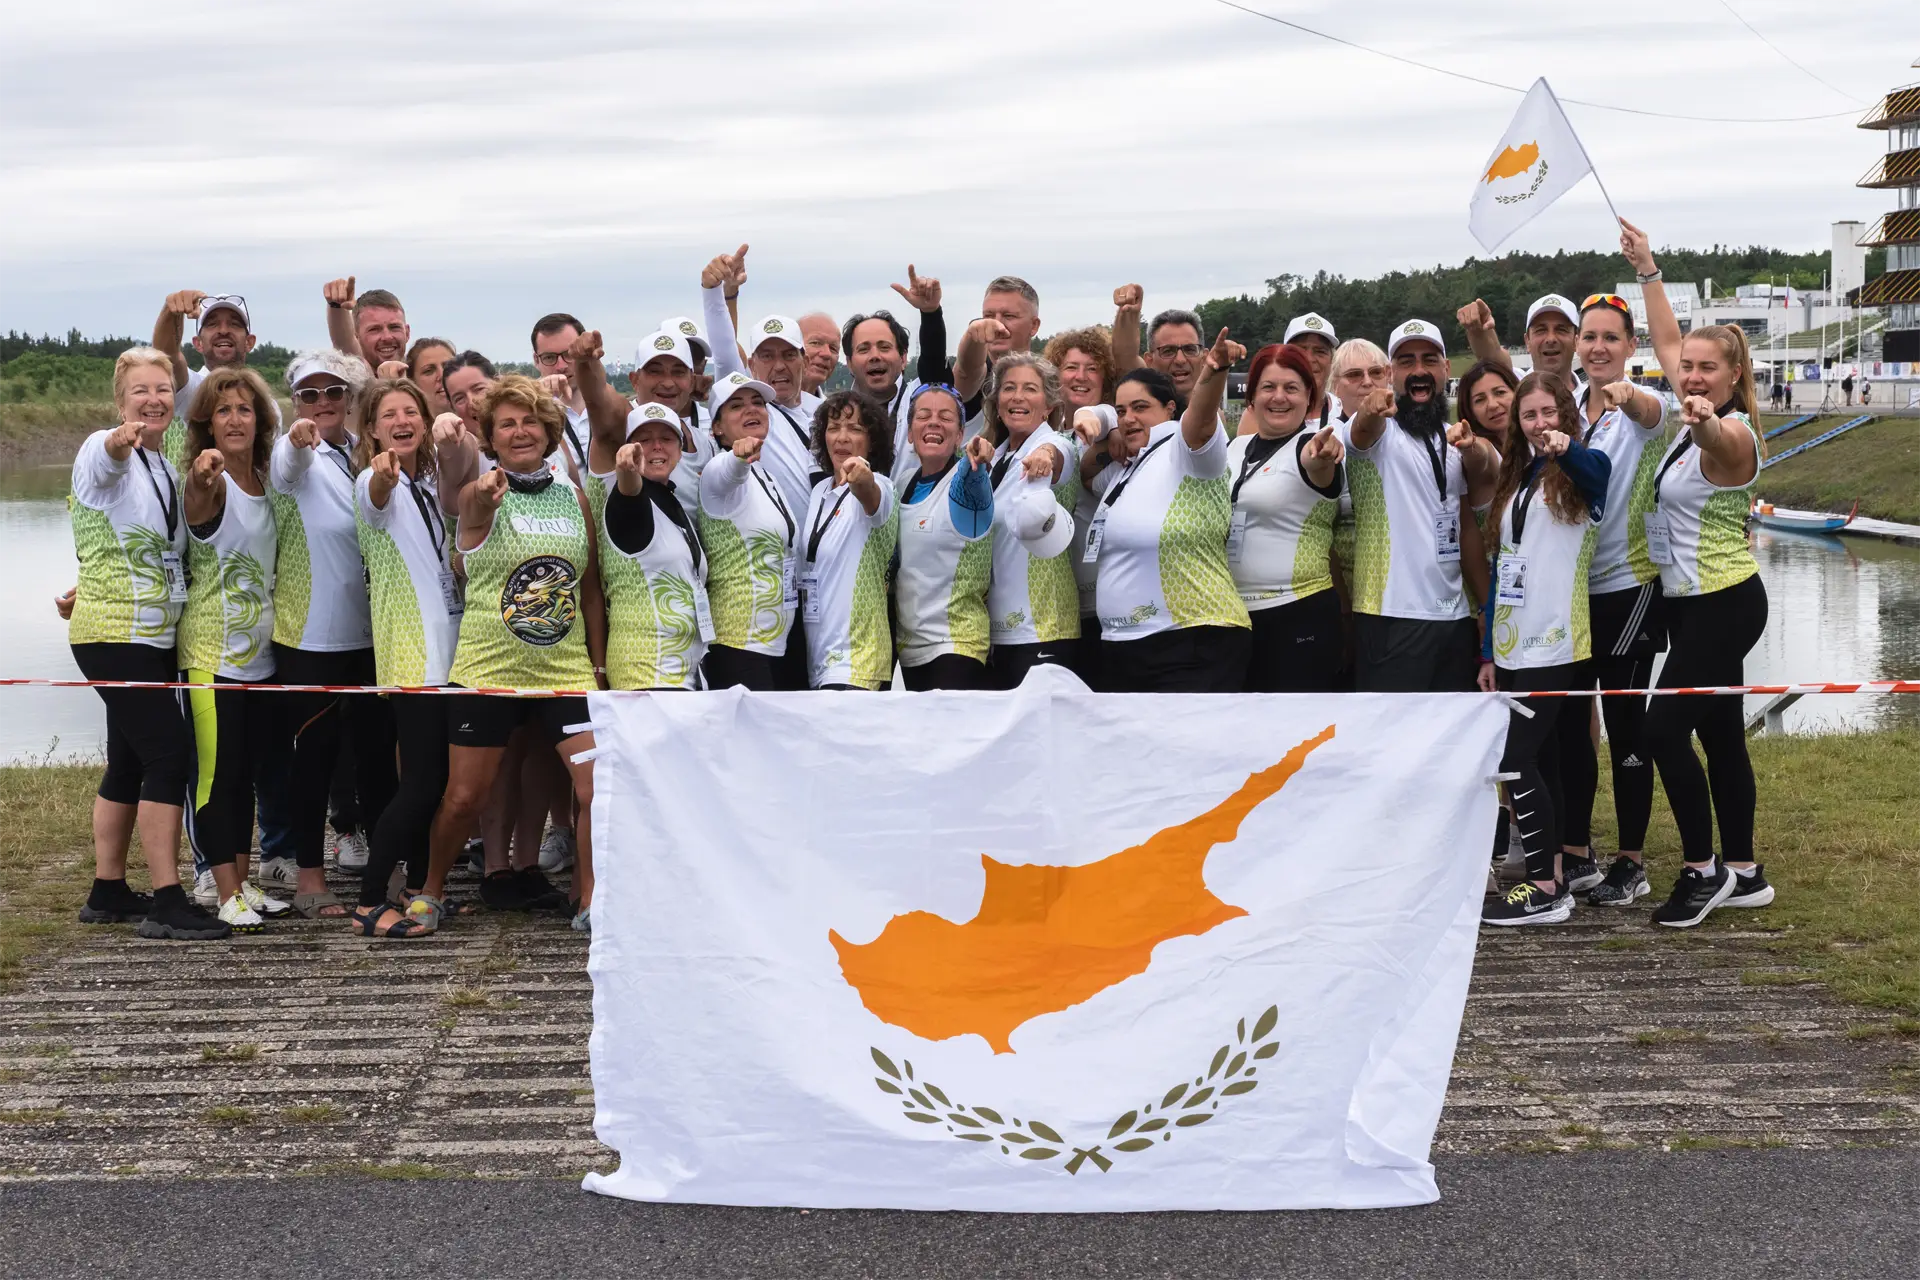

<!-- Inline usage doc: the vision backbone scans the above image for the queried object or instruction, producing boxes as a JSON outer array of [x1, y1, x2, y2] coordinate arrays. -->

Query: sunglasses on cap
[[1581, 293, 1634, 322], [292, 384, 349, 404], [198, 294, 247, 321]]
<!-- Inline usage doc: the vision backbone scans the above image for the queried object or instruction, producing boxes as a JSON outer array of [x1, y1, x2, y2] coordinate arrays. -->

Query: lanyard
[[750, 464, 795, 545], [771, 403, 810, 447], [564, 421, 586, 471], [806, 485, 852, 566], [135, 448, 179, 541], [1230, 432, 1291, 504], [889, 381, 910, 423], [653, 486, 704, 575], [1511, 458, 1545, 545], [318, 440, 355, 486], [991, 445, 1014, 490], [404, 473, 446, 565], [1417, 428, 1448, 503], [1097, 435, 1172, 512]]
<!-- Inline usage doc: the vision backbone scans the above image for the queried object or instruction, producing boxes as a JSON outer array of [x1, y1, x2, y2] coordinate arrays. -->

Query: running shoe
[[1482, 882, 1573, 927], [79, 880, 151, 924], [517, 867, 569, 911], [1564, 847, 1604, 894], [333, 829, 370, 872], [539, 825, 577, 873], [137, 888, 231, 941], [571, 904, 592, 933], [1723, 864, 1776, 909], [239, 880, 293, 919], [218, 894, 266, 934], [1650, 863, 1737, 929], [191, 868, 219, 909], [1588, 856, 1650, 907], [257, 857, 300, 891]]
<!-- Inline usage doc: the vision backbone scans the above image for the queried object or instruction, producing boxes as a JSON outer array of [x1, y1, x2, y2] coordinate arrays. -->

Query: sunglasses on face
[[293, 384, 349, 404]]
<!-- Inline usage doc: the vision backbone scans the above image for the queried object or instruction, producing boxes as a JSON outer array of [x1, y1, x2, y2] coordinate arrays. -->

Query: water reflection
[[3, 467, 1918, 760]]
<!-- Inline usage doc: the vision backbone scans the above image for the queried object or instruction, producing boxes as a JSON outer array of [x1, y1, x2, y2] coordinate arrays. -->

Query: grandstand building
[[1858, 57, 1920, 361]]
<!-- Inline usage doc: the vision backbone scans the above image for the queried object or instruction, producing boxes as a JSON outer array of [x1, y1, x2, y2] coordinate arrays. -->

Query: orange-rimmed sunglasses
[[1581, 293, 1634, 321]]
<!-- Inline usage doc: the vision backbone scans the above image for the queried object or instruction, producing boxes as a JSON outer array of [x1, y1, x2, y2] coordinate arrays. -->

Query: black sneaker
[[1724, 864, 1776, 909], [135, 886, 233, 940], [1588, 856, 1650, 907], [480, 870, 528, 911], [1482, 881, 1573, 927], [79, 879, 151, 924], [516, 867, 569, 912], [1564, 848, 1604, 894], [1650, 863, 1737, 929]]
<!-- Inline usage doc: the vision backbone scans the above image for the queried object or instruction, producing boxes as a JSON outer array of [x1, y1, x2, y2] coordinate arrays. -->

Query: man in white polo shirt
[[151, 291, 264, 430], [1457, 293, 1581, 385], [530, 311, 593, 474], [1342, 319, 1498, 692], [1283, 311, 1340, 427]]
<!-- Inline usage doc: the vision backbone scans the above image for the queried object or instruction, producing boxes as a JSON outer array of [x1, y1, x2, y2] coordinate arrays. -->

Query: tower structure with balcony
[[1858, 57, 1920, 361]]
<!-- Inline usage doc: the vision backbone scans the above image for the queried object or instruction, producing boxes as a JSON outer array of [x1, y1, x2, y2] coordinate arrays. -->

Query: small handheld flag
[[1468, 78, 1616, 252]]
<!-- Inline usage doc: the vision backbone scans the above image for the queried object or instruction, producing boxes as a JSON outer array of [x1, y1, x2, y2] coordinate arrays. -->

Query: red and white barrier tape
[[1, 677, 1917, 698]]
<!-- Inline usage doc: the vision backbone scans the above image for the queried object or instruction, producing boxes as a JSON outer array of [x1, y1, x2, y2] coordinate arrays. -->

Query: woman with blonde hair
[[1626, 219, 1772, 928], [68, 348, 230, 939]]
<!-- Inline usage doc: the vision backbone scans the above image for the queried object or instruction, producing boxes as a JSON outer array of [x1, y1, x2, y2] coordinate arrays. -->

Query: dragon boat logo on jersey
[[500, 554, 579, 646], [1483, 140, 1550, 205]]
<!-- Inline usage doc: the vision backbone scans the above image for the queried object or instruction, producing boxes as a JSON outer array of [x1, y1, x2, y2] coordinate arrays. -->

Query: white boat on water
[[1750, 500, 1858, 534]]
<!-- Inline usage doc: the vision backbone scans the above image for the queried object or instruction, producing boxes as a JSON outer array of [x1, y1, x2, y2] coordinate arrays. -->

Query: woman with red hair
[[1227, 344, 1346, 691]]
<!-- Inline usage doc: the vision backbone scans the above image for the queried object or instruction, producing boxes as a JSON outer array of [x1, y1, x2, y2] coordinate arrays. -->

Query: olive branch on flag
[[870, 1004, 1280, 1175]]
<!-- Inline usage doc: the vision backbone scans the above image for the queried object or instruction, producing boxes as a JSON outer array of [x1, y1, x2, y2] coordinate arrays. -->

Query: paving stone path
[[2, 872, 1916, 1180]]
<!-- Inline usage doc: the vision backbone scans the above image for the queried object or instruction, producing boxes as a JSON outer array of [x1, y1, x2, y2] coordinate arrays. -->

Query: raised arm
[[183, 448, 227, 527], [323, 277, 363, 360], [1620, 220, 1682, 383], [1348, 385, 1395, 451], [838, 454, 882, 517], [567, 329, 632, 471], [1111, 284, 1144, 376], [953, 318, 1002, 402], [1591, 378, 1666, 431], [701, 248, 749, 380], [1445, 420, 1499, 509], [456, 462, 508, 551], [153, 290, 204, 387], [890, 266, 946, 385], [1183, 328, 1243, 451], [1679, 395, 1759, 487], [1456, 299, 1512, 373]]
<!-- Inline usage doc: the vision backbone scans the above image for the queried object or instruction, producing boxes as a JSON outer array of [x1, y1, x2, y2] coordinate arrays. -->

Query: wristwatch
[[1636, 269, 1663, 284]]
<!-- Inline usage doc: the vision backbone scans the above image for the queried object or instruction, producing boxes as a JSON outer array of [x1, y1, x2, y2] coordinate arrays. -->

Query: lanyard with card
[[136, 449, 190, 603], [1085, 435, 1172, 565], [1226, 510, 1249, 565], [1645, 430, 1695, 567], [1496, 553, 1528, 605], [693, 580, 716, 642], [799, 572, 822, 623], [1433, 510, 1461, 562]]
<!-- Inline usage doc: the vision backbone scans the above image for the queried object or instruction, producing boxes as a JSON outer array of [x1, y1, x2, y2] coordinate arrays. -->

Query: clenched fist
[[165, 289, 208, 318], [1112, 283, 1144, 313]]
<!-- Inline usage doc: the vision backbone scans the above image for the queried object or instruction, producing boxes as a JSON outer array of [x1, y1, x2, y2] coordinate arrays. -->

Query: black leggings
[[1497, 662, 1589, 882], [1244, 591, 1343, 693], [1558, 583, 1662, 852], [703, 644, 782, 691], [71, 642, 192, 806], [363, 694, 449, 908], [900, 653, 990, 691], [1645, 574, 1768, 864], [989, 638, 1079, 691], [1103, 626, 1251, 693], [270, 645, 397, 870], [184, 675, 273, 869]]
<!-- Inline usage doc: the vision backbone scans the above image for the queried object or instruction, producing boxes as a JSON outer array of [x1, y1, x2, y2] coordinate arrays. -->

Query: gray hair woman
[[982, 352, 1080, 688]]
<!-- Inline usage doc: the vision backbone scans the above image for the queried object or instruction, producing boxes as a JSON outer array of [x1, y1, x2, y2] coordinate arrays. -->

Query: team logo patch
[[1404, 321, 1426, 335], [654, 334, 676, 352], [679, 321, 699, 336], [499, 554, 579, 647], [1304, 317, 1324, 330], [644, 403, 671, 420], [763, 319, 784, 335]]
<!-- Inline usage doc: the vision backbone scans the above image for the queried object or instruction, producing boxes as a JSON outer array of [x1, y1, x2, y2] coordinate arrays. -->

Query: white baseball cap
[[1525, 294, 1580, 330], [1387, 319, 1446, 360], [1011, 490, 1075, 560], [198, 294, 251, 331], [284, 348, 371, 392], [706, 370, 776, 417], [660, 315, 710, 362], [747, 315, 802, 352], [1283, 313, 1338, 347], [625, 400, 683, 438], [634, 329, 693, 371]]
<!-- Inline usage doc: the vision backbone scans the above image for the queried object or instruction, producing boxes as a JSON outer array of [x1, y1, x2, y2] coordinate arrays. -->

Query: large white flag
[[582, 669, 1507, 1211], [1469, 78, 1596, 252]]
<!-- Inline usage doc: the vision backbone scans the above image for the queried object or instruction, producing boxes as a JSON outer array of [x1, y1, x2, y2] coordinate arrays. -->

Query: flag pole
[[1546, 79, 1623, 225]]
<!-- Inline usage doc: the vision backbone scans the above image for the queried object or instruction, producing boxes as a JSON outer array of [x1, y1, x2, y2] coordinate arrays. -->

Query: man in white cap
[[150, 291, 271, 434], [628, 328, 716, 518], [1283, 312, 1340, 427], [660, 314, 715, 403], [1457, 293, 1581, 384], [1341, 319, 1497, 693]]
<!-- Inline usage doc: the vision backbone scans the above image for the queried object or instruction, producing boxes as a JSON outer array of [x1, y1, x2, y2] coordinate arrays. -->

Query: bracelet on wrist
[[1636, 268, 1662, 284]]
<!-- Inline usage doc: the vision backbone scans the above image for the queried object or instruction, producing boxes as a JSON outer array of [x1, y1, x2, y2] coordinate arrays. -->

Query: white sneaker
[[239, 880, 293, 919], [257, 857, 300, 891], [538, 825, 576, 873], [218, 893, 265, 933], [191, 868, 219, 909], [333, 830, 370, 872]]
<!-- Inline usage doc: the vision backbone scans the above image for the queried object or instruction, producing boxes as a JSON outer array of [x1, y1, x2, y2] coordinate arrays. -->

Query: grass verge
[[1591, 728, 1920, 1015], [0, 762, 106, 988], [1755, 416, 1920, 524]]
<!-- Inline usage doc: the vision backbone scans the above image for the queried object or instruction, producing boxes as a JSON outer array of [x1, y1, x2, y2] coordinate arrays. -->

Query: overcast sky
[[2, 1, 1911, 360]]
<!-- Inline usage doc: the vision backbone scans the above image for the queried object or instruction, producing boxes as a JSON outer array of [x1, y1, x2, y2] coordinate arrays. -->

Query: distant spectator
[[1841, 373, 1854, 406], [1861, 378, 1871, 406], [1770, 380, 1783, 410], [1784, 381, 1793, 409]]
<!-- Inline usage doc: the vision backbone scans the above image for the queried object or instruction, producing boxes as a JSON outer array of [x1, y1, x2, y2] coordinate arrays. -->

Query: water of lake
[[3, 461, 1917, 763]]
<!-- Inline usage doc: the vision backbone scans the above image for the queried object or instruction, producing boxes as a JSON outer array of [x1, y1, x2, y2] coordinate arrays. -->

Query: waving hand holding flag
[[1469, 78, 1613, 252]]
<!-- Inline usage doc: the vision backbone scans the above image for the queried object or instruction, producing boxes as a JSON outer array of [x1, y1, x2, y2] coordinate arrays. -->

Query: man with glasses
[[1458, 293, 1581, 385], [1141, 308, 1210, 400], [151, 291, 275, 433], [322, 277, 411, 371], [531, 312, 593, 474]]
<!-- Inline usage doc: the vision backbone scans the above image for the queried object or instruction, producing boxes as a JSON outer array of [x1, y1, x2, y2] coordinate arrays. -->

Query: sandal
[[293, 890, 348, 920], [349, 904, 432, 938]]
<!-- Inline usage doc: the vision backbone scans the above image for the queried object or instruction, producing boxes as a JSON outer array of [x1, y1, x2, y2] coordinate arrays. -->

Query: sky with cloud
[[2, 0, 1909, 361]]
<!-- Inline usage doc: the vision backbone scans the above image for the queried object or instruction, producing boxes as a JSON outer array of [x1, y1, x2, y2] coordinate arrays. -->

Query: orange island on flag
[[1482, 140, 1538, 183], [829, 725, 1335, 1053]]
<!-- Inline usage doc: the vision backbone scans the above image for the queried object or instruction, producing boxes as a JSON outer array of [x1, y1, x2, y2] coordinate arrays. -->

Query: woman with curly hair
[[1043, 327, 1116, 683], [1476, 372, 1611, 928], [179, 366, 288, 933], [982, 352, 1080, 688], [799, 390, 898, 689]]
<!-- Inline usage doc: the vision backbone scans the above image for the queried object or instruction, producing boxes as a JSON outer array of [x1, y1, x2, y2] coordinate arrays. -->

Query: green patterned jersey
[[448, 476, 596, 691], [1340, 418, 1471, 621], [799, 476, 899, 689], [178, 472, 278, 680], [67, 430, 188, 649], [355, 469, 459, 686], [267, 435, 372, 652], [1651, 412, 1761, 598], [695, 451, 796, 657], [590, 472, 706, 690]]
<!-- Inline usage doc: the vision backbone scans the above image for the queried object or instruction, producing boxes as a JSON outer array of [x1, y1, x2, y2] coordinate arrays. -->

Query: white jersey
[[987, 427, 1081, 646], [1090, 421, 1248, 642], [355, 468, 459, 686], [799, 476, 899, 689], [1491, 465, 1598, 669], [671, 403, 718, 520], [1225, 430, 1342, 611], [179, 472, 277, 681], [596, 476, 708, 691], [763, 399, 822, 529], [1576, 382, 1672, 594], [268, 433, 372, 652], [894, 459, 992, 667], [1341, 418, 1470, 621], [68, 432, 189, 650], [878, 378, 928, 489], [697, 450, 798, 658], [1649, 413, 1761, 599]]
